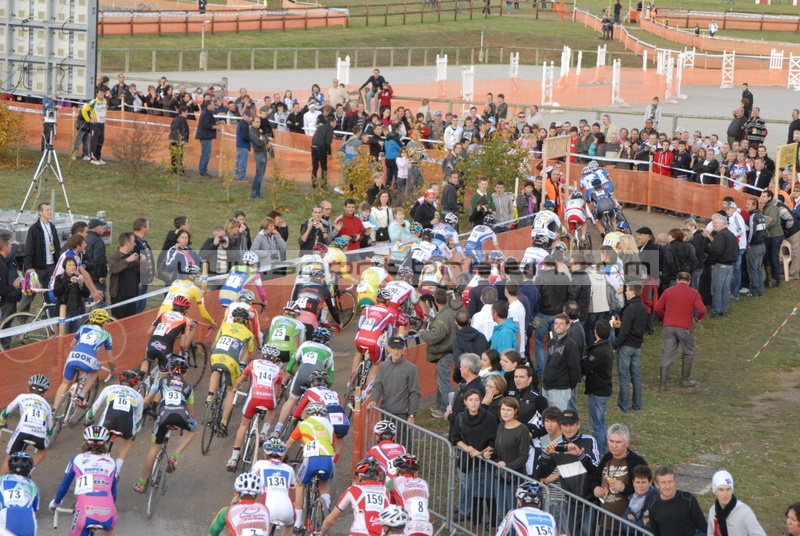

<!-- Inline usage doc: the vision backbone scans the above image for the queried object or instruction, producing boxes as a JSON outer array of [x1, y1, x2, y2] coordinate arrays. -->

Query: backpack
[[777, 202, 800, 238]]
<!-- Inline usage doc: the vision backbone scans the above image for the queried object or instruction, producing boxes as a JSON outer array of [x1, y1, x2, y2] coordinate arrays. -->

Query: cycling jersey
[[0, 394, 53, 453], [53, 453, 118, 536], [418, 261, 449, 296], [158, 279, 215, 325], [464, 225, 499, 263], [294, 254, 333, 289], [251, 458, 296, 525], [293, 416, 335, 485], [87, 384, 144, 440], [602, 231, 624, 252], [240, 359, 282, 417], [367, 441, 407, 479], [266, 315, 306, 358], [520, 247, 549, 272], [357, 266, 391, 306], [405, 241, 437, 266], [589, 187, 616, 219], [208, 498, 271, 536], [386, 475, 433, 536], [223, 302, 263, 347], [564, 197, 588, 228], [579, 169, 613, 194], [150, 374, 196, 444], [292, 386, 349, 437], [496, 506, 557, 536], [355, 304, 400, 365], [0, 474, 38, 536], [147, 311, 191, 363], [294, 283, 340, 328], [323, 248, 357, 285], [286, 341, 335, 396], [63, 324, 113, 380], [432, 223, 463, 254], [211, 323, 256, 386], [334, 481, 389, 536], [383, 281, 419, 315], [531, 212, 562, 242], [219, 266, 267, 306]]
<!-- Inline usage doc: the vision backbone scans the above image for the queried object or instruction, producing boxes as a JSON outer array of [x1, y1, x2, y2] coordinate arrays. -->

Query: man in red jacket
[[333, 198, 366, 252], [654, 271, 706, 391]]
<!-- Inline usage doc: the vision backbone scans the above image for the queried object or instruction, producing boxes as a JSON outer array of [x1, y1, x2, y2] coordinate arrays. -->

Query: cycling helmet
[[543, 201, 555, 211], [305, 402, 328, 417], [311, 327, 332, 344], [409, 222, 423, 234], [569, 190, 584, 199], [488, 251, 505, 263], [553, 241, 568, 252], [309, 369, 329, 387], [183, 264, 202, 280], [231, 307, 251, 324], [238, 289, 255, 303], [167, 356, 189, 375], [354, 456, 385, 480], [373, 420, 397, 437], [8, 452, 33, 476], [581, 166, 592, 175], [88, 308, 111, 325], [234, 472, 262, 496], [376, 288, 392, 302], [172, 295, 191, 310], [591, 178, 603, 187], [283, 301, 298, 312], [263, 438, 288, 458], [516, 482, 545, 507], [261, 344, 281, 360], [444, 213, 459, 225], [118, 370, 140, 388], [241, 251, 259, 266], [309, 269, 325, 279], [28, 374, 50, 393], [587, 160, 599, 171], [83, 425, 110, 444], [430, 252, 446, 262], [420, 228, 434, 240], [332, 236, 349, 249], [312, 243, 329, 254], [617, 220, 630, 232], [397, 267, 414, 279], [533, 234, 549, 247], [483, 214, 497, 226], [378, 505, 410, 528], [392, 454, 420, 474], [370, 255, 385, 268]]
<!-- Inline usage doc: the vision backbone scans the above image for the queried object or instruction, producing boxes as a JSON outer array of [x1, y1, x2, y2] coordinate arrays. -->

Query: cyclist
[[376, 505, 410, 536], [294, 269, 340, 340], [588, 177, 618, 237], [324, 236, 358, 286], [389, 222, 422, 268], [285, 402, 335, 534], [319, 457, 389, 536], [433, 213, 464, 256], [464, 214, 499, 265], [219, 251, 267, 307], [225, 344, 284, 471], [157, 264, 216, 328], [208, 472, 271, 536], [496, 482, 557, 536], [356, 256, 392, 307], [251, 439, 296, 536], [366, 421, 407, 480], [0, 375, 52, 471], [292, 369, 349, 460], [265, 303, 307, 364], [521, 235, 551, 274], [579, 160, 614, 194], [134, 356, 197, 493], [52, 308, 116, 409], [384, 268, 422, 332], [564, 190, 590, 244], [85, 370, 144, 473], [292, 243, 333, 298], [207, 307, 256, 437], [351, 289, 402, 390], [49, 426, 118, 536], [531, 201, 562, 248], [140, 295, 196, 380], [0, 451, 38, 536], [417, 255, 452, 316], [402, 229, 438, 277], [222, 289, 265, 347], [487, 250, 506, 283], [271, 327, 335, 440], [386, 454, 433, 536]]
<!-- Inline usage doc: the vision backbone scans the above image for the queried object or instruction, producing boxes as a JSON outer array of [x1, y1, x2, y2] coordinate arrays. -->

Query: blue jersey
[[71, 324, 113, 357], [0, 474, 39, 536]]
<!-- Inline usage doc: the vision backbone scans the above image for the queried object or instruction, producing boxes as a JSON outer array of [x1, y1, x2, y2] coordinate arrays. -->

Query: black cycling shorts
[[152, 411, 192, 444], [102, 409, 136, 440]]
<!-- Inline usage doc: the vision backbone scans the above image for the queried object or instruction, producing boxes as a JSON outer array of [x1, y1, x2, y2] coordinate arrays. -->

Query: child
[[358, 201, 377, 250], [396, 148, 410, 196], [624, 464, 658, 529], [53, 257, 89, 333]]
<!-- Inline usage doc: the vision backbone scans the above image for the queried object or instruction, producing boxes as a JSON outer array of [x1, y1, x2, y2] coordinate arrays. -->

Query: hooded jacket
[[542, 333, 581, 391], [581, 338, 613, 397], [490, 318, 520, 354], [453, 325, 488, 363]]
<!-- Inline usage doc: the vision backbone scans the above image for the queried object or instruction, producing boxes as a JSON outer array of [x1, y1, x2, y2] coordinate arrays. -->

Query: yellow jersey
[[159, 279, 216, 326]]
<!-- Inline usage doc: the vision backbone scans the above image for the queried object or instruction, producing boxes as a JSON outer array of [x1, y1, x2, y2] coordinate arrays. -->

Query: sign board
[[776, 142, 798, 192], [0, 0, 98, 100], [540, 135, 571, 211]]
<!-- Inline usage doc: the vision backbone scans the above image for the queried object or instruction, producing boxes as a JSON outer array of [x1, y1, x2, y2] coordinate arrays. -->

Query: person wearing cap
[[428, 110, 446, 143], [705, 470, 766, 536], [367, 336, 420, 448], [303, 101, 321, 136], [649, 466, 707, 536], [83, 218, 109, 306], [537, 408, 599, 536], [634, 226, 661, 283]]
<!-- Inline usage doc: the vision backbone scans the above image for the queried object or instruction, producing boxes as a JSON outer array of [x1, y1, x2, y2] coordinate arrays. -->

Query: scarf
[[713, 495, 737, 536]]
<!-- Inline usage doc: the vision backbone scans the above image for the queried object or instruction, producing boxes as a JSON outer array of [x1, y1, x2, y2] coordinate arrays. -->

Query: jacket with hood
[[587, 268, 611, 314], [581, 338, 613, 397], [490, 318, 520, 354], [542, 334, 581, 391], [569, 269, 592, 321], [453, 325, 488, 363], [614, 296, 648, 349]]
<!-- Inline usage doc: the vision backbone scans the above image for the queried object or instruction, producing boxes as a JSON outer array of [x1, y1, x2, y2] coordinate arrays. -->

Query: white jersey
[[579, 168, 612, 192], [564, 196, 588, 225], [89, 384, 144, 431], [252, 458, 296, 525], [384, 281, 419, 307], [296, 254, 332, 286], [521, 247, 549, 271], [432, 223, 463, 253], [408, 241, 437, 264], [0, 393, 52, 439], [387, 475, 433, 533], [496, 506, 557, 536], [465, 225, 498, 250], [223, 302, 258, 324], [532, 212, 561, 241]]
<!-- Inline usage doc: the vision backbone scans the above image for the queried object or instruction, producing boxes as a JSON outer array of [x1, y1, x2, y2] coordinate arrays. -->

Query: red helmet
[[312, 243, 328, 254], [118, 370, 139, 387], [172, 295, 191, 309]]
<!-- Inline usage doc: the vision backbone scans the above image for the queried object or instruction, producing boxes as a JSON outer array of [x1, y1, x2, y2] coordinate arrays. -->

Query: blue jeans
[[199, 139, 212, 174], [616, 345, 642, 411], [235, 147, 250, 181], [587, 394, 609, 457], [691, 266, 703, 290], [766, 235, 783, 285], [252, 152, 267, 198], [731, 249, 744, 297], [366, 90, 378, 114], [135, 284, 148, 314], [710, 263, 733, 314], [746, 243, 766, 295], [542, 388, 571, 411], [534, 313, 556, 378]]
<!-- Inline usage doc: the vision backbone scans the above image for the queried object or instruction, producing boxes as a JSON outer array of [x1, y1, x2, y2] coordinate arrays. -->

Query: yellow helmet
[[88, 309, 111, 325]]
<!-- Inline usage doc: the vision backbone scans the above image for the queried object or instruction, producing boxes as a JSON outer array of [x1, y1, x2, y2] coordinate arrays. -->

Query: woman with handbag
[[371, 189, 394, 249]]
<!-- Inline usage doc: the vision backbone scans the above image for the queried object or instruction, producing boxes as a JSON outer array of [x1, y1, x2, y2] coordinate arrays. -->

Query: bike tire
[[49, 395, 71, 446], [146, 455, 166, 520], [188, 341, 210, 390], [582, 233, 593, 253], [239, 430, 256, 474], [0, 312, 52, 350], [406, 314, 423, 333], [277, 415, 296, 444], [570, 236, 579, 255], [69, 380, 100, 426], [309, 497, 327, 534], [200, 399, 219, 455], [343, 360, 369, 420], [336, 290, 356, 329]]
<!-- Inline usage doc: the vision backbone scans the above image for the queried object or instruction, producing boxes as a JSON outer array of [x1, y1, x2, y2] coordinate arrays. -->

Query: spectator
[[492, 181, 514, 229], [0, 235, 22, 322], [487, 396, 530, 523], [505, 281, 527, 357], [692, 148, 720, 184], [453, 310, 489, 371], [195, 100, 218, 177], [727, 108, 747, 148], [490, 300, 520, 355], [541, 314, 581, 411], [234, 112, 252, 182], [581, 319, 613, 455], [471, 284, 498, 347], [82, 88, 108, 165], [200, 225, 237, 284], [52, 256, 89, 332], [648, 466, 708, 536], [250, 217, 287, 273], [506, 364, 547, 461], [108, 232, 139, 319], [744, 107, 766, 147], [744, 198, 767, 297], [664, 228, 698, 288], [297, 206, 331, 253], [311, 115, 336, 190], [83, 219, 108, 307], [614, 281, 647, 413], [387, 207, 413, 243], [704, 213, 738, 317], [624, 465, 658, 530], [706, 470, 766, 536], [422, 288, 457, 419], [249, 116, 269, 200], [785, 503, 800, 536], [534, 256, 573, 379], [370, 190, 393, 247], [760, 190, 784, 287], [359, 69, 385, 114], [162, 230, 201, 282], [410, 190, 438, 229], [333, 198, 365, 252], [168, 107, 190, 175], [131, 218, 154, 314]]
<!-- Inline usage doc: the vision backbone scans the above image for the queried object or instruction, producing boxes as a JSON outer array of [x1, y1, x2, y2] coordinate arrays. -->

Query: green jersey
[[286, 341, 334, 381], [267, 316, 306, 353]]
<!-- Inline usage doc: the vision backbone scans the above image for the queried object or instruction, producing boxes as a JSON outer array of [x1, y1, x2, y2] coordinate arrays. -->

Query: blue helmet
[[617, 220, 630, 232], [311, 327, 332, 344], [543, 201, 556, 211], [332, 236, 349, 249], [592, 178, 603, 187]]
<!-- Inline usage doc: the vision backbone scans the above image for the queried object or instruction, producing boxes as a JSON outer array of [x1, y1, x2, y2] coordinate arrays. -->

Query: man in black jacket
[[569, 254, 591, 324], [467, 262, 491, 316], [0, 236, 22, 323], [506, 365, 548, 446], [704, 214, 738, 317], [441, 172, 461, 231], [249, 116, 269, 199], [581, 320, 613, 457], [195, 100, 218, 177], [358, 68, 385, 115], [168, 106, 190, 175], [84, 218, 108, 307], [311, 115, 335, 189], [297, 206, 331, 253], [452, 310, 488, 369], [542, 314, 581, 412], [534, 256, 573, 379], [410, 190, 438, 229], [21, 202, 60, 313], [614, 281, 648, 413]]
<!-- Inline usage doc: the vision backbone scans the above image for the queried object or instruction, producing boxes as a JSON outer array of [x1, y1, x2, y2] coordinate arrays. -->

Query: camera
[[554, 444, 569, 453], [44, 108, 57, 124]]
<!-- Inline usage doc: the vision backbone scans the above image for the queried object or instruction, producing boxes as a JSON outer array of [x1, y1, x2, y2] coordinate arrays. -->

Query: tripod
[[15, 123, 74, 224]]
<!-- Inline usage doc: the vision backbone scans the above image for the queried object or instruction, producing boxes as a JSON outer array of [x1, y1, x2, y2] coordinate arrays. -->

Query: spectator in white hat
[[706, 470, 766, 536]]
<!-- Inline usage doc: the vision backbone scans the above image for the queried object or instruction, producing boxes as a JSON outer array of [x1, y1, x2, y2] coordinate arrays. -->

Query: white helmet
[[378, 505, 410, 528], [241, 251, 259, 265], [234, 472, 263, 495]]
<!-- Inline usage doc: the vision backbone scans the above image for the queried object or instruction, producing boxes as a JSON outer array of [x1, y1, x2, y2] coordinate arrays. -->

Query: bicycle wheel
[[343, 360, 369, 419], [0, 312, 53, 350], [49, 395, 71, 446], [69, 379, 100, 426], [188, 341, 210, 390], [336, 290, 356, 329], [146, 454, 167, 519], [570, 235, 579, 255], [239, 429, 256, 474], [201, 398, 220, 455], [309, 497, 327, 534]]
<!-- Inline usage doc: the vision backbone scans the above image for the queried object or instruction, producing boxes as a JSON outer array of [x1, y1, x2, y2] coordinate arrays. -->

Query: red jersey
[[356, 305, 399, 338], [367, 441, 407, 479], [242, 359, 282, 403], [335, 481, 389, 536], [292, 386, 344, 419]]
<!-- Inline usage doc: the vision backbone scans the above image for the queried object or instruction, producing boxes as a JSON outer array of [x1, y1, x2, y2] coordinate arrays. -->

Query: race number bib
[[409, 499, 427, 520], [112, 396, 132, 412], [302, 351, 319, 365], [361, 318, 376, 330], [356, 281, 370, 293], [411, 248, 427, 262], [256, 370, 275, 382], [294, 297, 309, 310], [227, 274, 245, 289], [24, 407, 46, 426], [265, 474, 288, 491], [216, 335, 236, 352], [533, 213, 550, 229], [272, 327, 286, 340], [2, 488, 25, 506], [321, 391, 339, 405], [364, 492, 384, 511], [74, 474, 93, 495], [164, 390, 182, 406], [303, 441, 320, 457], [153, 322, 168, 336]]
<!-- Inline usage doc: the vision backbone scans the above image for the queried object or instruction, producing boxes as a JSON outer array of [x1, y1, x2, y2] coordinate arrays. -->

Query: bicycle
[[51, 366, 111, 446], [187, 340, 210, 390], [234, 404, 268, 474], [331, 275, 356, 329], [0, 427, 38, 455], [400, 299, 425, 333], [54, 506, 105, 534], [568, 221, 593, 254], [286, 466, 329, 536], [343, 350, 375, 419], [0, 289, 57, 350], [616, 206, 632, 235], [145, 426, 179, 519], [201, 369, 230, 455], [599, 210, 615, 237]]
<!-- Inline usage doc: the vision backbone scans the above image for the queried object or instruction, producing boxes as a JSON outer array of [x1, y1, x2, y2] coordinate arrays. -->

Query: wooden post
[[437, 1, 441, 22], [59, 305, 67, 337], [384, 4, 388, 26], [185, 14, 189, 35], [366, 5, 370, 26], [201, 262, 209, 293], [403, 3, 407, 25]]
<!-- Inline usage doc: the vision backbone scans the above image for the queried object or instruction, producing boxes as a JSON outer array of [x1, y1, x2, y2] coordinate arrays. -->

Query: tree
[[112, 120, 164, 182], [455, 128, 531, 197], [0, 102, 26, 166]]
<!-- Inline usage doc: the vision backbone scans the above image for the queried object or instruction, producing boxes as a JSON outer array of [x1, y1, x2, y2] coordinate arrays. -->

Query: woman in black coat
[[664, 228, 698, 287]]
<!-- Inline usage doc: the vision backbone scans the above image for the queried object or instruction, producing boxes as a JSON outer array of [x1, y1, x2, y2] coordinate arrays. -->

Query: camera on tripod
[[44, 108, 57, 124]]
